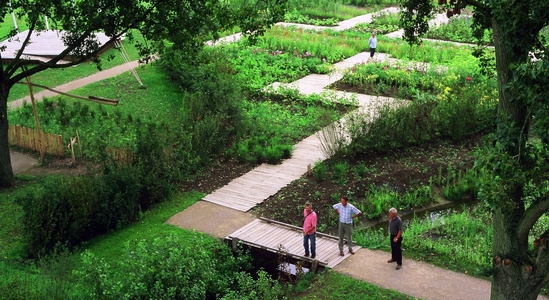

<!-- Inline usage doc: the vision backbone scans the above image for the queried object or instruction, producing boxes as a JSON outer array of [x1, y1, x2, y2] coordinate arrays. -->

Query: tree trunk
[[0, 83, 15, 188], [490, 18, 546, 300], [491, 208, 545, 300]]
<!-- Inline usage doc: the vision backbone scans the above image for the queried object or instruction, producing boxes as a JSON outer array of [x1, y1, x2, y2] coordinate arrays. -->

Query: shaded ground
[[11, 148, 94, 177]]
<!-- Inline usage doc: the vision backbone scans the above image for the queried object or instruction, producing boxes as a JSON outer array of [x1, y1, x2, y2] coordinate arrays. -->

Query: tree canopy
[[0, 0, 287, 187]]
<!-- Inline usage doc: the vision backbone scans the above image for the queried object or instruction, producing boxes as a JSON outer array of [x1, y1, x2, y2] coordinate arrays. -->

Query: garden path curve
[[8, 9, 547, 299], [169, 12, 548, 300]]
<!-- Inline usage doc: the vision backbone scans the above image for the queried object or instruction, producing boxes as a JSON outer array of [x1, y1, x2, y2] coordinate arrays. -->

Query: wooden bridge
[[226, 217, 361, 269]]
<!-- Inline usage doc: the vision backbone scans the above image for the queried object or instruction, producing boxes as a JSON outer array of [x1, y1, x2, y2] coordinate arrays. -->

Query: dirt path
[[10, 149, 38, 173]]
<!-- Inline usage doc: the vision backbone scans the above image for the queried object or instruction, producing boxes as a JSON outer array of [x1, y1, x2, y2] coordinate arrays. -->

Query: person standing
[[368, 31, 377, 62], [333, 196, 362, 256], [303, 202, 317, 259], [388, 207, 403, 270]]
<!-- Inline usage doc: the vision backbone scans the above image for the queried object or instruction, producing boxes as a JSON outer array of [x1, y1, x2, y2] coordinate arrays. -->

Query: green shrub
[[220, 270, 285, 300], [364, 185, 397, 219], [331, 161, 349, 185], [313, 160, 328, 181], [16, 171, 143, 259], [75, 233, 258, 299]]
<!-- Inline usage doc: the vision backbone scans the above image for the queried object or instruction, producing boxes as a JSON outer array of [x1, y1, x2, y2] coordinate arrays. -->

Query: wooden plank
[[237, 224, 273, 243], [227, 220, 261, 238], [239, 223, 281, 242], [230, 221, 269, 241], [209, 189, 263, 205], [261, 227, 300, 247], [219, 186, 274, 198], [257, 227, 293, 248], [205, 190, 262, 204], [202, 197, 251, 212]]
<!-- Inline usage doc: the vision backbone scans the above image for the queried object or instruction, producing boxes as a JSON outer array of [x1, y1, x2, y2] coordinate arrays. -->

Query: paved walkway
[[9, 9, 547, 300]]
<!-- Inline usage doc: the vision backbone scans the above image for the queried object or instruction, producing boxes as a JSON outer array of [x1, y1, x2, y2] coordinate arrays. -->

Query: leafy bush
[[313, 160, 328, 181], [75, 233, 256, 299], [426, 16, 492, 45], [364, 184, 398, 219], [331, 161, 349, 185], [16, 172, 141, 258], [220, 270, 285, 300]]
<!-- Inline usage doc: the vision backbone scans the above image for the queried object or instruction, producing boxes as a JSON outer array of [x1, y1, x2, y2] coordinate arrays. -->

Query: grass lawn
[[0, 13, 29, 40], [51, 63, 185, 121], [294, 271, 416, 300]]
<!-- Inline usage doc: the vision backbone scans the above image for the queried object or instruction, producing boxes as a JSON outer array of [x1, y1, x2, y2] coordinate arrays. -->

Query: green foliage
[[225, 45, 316, 90], [0, 259, 80, 300], [286, 0, 379, 24], [331, 161, 349, 185], [363, 184, 399, 219], [293, 270, 414, 300], [404, 208, 493, 276], [313, 160, 329, 181], [374, 36, 477, 64], [362, 184, 434, 219], [284, 8, 340, 26], [15, 171, 142, 258], [75, 233, 253, 299], [426, 16, 492, 44], [220, 270, 286, 300], [256, 26, 369, 63], [355, 206, 493, 276], [351, 10, 400, 34], [345, 74, 497, 155]]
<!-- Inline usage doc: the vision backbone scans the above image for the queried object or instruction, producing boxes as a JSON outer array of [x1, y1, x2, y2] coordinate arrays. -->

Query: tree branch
[[517, 196, 549, 246], [7, 30, 126, 87], [535, 227, 549, 285], [5, 20, 38, 76]]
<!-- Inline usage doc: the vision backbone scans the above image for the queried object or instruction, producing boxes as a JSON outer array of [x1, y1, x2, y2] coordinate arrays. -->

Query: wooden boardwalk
[[227, 218, 361, 268], [202, 135, 326, 211]]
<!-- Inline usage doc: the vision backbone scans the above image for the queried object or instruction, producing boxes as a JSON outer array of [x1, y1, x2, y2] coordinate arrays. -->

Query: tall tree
[[400, 0, 549, 299], [0, 0, 287, 188]]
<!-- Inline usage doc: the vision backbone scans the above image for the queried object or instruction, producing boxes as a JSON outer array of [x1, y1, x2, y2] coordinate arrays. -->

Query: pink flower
[[466, 76, 472, 82]]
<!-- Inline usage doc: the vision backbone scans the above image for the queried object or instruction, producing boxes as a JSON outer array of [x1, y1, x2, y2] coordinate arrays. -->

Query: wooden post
[[25, 75, 44, 163], [307, 163, 312, 176], [75, 130, 82, 157], [231, 238, 240, 251], [311, 259, 319, 273], [68, 137, 77, 166]]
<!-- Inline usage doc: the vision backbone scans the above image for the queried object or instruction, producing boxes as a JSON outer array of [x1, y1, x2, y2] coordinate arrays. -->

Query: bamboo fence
[[8, 125, 65, 156]]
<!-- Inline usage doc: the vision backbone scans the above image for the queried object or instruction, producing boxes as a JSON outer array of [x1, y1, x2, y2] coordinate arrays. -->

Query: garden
[[2, 1, 549, 299]]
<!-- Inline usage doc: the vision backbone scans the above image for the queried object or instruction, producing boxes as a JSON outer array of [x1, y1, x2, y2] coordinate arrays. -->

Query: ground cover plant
[[331, 58, 497, 102], [293, 270, 415, 300], [425, 15, 492, 45], [5, 3, 540, 298], [252, 26, 370, 64], [254, 135, 482, 233], [355, 206, 494, 277], [0, 179, 417, 299], [350, 10, 401, 34], [284, 0, 380, 26]]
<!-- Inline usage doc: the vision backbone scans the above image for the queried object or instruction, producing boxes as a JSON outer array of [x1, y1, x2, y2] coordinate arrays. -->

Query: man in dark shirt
[[388, 207, 403, 270]]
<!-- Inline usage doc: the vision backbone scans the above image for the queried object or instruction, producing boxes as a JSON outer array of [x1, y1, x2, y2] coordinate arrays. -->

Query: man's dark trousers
[[390, 235, 402, 265]]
